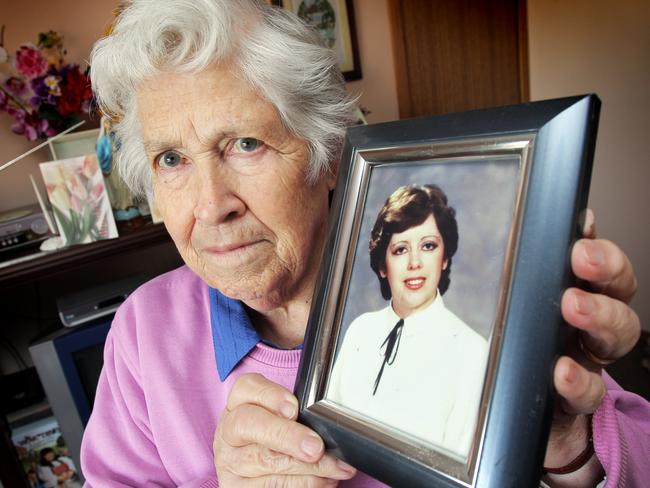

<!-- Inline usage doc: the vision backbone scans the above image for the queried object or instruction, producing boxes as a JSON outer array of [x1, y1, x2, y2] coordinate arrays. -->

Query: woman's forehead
[[136, 65, 284, 148]]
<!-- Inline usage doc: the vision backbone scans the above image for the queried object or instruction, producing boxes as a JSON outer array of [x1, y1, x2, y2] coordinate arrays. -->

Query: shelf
[[0, 223, 172, 288]]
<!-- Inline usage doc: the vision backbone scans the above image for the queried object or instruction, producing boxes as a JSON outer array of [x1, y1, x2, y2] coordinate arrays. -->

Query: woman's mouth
[[404, 277, 425, 290], [202, 240, 266, 261]]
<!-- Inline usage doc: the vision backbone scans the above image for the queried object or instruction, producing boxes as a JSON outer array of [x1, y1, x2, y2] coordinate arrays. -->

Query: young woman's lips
[[404, 277, 425, 290]]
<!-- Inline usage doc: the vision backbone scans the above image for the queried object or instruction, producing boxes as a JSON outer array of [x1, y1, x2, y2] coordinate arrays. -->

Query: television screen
[[72, 343, 105, 409]]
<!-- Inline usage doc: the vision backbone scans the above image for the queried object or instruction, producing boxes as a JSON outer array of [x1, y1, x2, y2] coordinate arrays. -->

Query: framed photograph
[[295, 95, 600, 487], [272, 0, 362, 81], [40, 154, 119, 246]]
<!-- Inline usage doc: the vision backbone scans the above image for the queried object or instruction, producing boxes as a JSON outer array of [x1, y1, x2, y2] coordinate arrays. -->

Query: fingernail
[[584, 209, 595, 235], [574, 292, 595, 315], [337, 459, 357, 474], [279, 400, 296, 419], [301, 433, 323, 457], [582, 240, 604, 266]]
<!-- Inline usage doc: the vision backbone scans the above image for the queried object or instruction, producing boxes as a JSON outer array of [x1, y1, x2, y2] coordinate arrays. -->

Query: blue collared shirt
[[209, 287, 302, 381]]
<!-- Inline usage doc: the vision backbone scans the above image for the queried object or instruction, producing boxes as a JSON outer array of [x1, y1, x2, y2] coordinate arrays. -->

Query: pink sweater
[[81, 266, 650, 487]]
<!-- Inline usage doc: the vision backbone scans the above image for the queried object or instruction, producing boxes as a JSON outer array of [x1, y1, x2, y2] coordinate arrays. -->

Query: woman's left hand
[[544, 210, 640, 485]]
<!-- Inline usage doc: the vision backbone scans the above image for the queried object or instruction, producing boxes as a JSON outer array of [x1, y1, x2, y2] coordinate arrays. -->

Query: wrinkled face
[[381, 214, 447, 318], [137, 64, 335, 311]]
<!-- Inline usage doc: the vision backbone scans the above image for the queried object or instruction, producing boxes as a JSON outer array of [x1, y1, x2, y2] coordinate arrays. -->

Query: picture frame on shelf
[[48, 128, 100, 161], [39, 154, 119, 247], [272, 0, 362, 81], [295, 95, 600, 487]]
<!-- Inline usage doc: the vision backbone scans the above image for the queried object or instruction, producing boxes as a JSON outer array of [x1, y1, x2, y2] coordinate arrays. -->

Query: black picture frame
[[272, 0, 362, 81], [295, 95, 600, 487]]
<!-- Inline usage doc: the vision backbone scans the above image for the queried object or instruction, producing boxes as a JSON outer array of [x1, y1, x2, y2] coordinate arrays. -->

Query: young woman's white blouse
[[327, 294, 488, 461]]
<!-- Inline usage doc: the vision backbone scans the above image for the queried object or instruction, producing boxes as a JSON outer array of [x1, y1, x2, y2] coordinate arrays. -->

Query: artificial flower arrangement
[[0, 28, 93, 141]]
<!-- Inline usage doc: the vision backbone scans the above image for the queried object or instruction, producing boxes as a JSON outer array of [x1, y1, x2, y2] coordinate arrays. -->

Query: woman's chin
[[393, 293, 437, 318]]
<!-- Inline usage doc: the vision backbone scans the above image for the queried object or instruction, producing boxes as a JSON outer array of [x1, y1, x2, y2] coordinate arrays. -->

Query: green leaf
[[52, 205, 74, 244], [38, 104, 61, 121], [82, 205, 94, 240]]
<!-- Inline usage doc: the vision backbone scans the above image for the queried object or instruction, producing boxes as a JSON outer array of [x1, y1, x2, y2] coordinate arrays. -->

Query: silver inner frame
[[305, 133, 535, 485]]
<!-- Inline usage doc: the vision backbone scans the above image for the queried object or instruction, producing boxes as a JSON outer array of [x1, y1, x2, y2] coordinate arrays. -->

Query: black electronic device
[[0, 367, 46, 415], [0, 203, 50, 253], [56, 274, 148, 327]]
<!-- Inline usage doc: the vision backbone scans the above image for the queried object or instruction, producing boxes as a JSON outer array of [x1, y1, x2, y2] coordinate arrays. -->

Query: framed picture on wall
[[295, 95, 600, 487], [272, 0, 362, 80]]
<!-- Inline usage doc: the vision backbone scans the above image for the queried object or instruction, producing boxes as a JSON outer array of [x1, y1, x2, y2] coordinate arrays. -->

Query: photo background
[[337, 156, 521, 346]]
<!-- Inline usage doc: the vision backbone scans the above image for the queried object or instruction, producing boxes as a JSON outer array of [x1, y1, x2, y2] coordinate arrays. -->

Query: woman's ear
[[379, 267, 387, 278], [442, 259, 448, 270]]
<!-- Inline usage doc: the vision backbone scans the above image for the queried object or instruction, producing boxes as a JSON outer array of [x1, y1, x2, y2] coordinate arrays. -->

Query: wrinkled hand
[[214, 373, 357, 487], [545, 210, 640, 482]]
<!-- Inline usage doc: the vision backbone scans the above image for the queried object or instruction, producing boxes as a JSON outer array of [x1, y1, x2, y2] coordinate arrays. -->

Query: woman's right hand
[[214, 373, 357, 487]]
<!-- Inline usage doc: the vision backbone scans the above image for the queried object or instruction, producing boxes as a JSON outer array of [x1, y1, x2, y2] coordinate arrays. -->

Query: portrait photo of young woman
[[328, 183, 489, 460]]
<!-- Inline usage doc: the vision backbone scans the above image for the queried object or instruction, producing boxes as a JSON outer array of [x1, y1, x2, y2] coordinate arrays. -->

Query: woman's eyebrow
[[390, 239, 408, 247], [143, 130, 237, 154], [420, 234, 441, 241], [143, 140, 178, 154]]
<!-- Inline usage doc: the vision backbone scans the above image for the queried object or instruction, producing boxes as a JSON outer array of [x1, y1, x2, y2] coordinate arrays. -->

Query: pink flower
[[11, 119, 38, 141], [90, 183, 104, 200], [15, 44, 48, 78], [11, 113, 55, 141], [82, 156, 99, 179], [5, 77, 28, 96]]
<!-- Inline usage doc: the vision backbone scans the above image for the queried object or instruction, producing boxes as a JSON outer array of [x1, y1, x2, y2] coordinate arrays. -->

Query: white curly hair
[[90, 0, 357, 195]]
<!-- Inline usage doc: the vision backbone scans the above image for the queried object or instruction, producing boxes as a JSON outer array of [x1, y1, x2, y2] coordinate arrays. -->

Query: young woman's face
[[381, 214, 447, 318]]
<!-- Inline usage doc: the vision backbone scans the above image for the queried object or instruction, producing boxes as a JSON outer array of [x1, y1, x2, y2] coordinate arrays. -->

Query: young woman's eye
[[422, 241, 438, 251], [233, 137, 262, 153], [392, 245, 408, 255], [156, 150, 183, 168]]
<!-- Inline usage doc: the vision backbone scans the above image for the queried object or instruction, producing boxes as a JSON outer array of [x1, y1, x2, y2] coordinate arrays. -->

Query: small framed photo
[[272, 0, 362, 81], [40, 154, 119, 246], [295, 95, 600, 487]]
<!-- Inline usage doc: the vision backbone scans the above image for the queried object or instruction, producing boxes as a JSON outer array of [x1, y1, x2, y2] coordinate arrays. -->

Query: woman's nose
[[407, 250, 422, 270], [193, 168, 246, 225]]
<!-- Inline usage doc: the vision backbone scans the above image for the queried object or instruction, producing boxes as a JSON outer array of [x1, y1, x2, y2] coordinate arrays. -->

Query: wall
[[527, 0, 650, 331], [348, 0, 399, 123]]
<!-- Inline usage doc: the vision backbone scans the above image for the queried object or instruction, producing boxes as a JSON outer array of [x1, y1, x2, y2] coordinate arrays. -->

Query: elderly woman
[[81, 1, 649, 487], [328, 184, 487, 460]]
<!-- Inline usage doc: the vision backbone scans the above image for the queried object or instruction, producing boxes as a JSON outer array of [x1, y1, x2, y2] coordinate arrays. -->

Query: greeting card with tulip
[[40, 154, 118, 246], [0, 29, 93, 141]]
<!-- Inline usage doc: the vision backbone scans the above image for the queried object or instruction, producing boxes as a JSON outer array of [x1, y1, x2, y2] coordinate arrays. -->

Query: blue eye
[[158, 151, 182, 168], [234, 138, 260, 153]]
